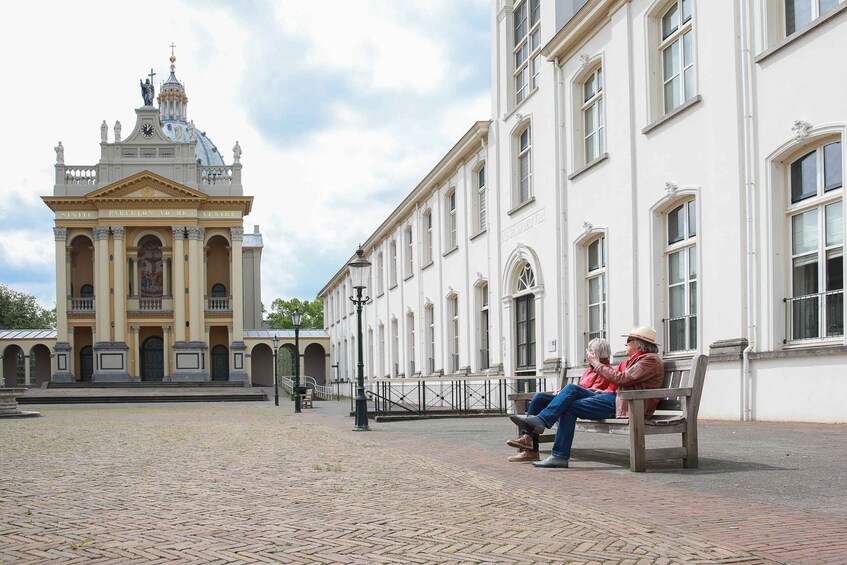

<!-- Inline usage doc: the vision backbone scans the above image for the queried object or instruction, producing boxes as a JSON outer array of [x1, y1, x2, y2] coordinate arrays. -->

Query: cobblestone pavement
[[1, 402, 845, 564]]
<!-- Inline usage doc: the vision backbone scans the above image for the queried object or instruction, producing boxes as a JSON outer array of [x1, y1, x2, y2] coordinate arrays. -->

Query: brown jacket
[[593, 353, 664, 418]]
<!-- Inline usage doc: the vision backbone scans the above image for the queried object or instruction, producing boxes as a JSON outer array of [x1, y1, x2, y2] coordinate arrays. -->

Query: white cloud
[[0, 0, 490, 311]]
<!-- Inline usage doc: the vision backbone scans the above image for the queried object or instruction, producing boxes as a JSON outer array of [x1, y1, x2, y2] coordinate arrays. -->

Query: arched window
[[478, 284, 490, 370], [786, 140, 843, 341], [665, 198, 697, 352], [586, 236, 607, 348], [448, 295, 459, 372], [515, 263, 536, 370], [80, 284, 94, 298], [425, 305, 435, 375]]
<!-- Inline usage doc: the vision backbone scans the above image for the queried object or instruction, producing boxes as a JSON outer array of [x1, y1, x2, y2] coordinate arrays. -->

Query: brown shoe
[[506, 434, 534, 451], [508, 450, 540, 462]]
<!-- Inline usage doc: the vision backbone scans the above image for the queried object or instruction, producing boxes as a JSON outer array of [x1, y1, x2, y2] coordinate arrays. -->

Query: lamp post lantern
[[292, 307, 303, 413], [272, 334, 279, 407], [348, 245, 371, 431]]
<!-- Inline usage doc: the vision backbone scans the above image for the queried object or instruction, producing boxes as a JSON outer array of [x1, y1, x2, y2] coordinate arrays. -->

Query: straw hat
[[621, 325, 659, 345]]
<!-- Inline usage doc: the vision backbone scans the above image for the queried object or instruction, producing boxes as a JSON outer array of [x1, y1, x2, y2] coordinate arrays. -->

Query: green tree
[[266, 296, 324, 329], [0, 285, 56, 329]]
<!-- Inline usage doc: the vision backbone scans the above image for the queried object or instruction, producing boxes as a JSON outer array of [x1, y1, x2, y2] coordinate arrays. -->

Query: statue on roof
[[140, 78, 155, 106], [114, 121, 122, 142], [101, 120, 108, 142], [54, 141, 64, 164], [233, 141, 242, 163]]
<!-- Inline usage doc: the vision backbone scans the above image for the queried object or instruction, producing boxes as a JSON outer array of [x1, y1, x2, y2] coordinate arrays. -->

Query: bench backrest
[[561, 353, 708, 417]]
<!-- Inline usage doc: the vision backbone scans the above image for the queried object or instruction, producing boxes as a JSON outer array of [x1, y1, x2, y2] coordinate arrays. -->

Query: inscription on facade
[[200, 211, 241, 219], [57, 211, 96, 219], [501, 208, 546, 242]]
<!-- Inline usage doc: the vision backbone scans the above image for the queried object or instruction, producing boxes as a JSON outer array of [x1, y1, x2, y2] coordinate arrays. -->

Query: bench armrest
[[507, 392, 536, 402], [617, 387, 692, 400]]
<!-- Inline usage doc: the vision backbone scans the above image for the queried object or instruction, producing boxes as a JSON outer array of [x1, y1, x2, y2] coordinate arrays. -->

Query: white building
[[321, 0, 846, 423]]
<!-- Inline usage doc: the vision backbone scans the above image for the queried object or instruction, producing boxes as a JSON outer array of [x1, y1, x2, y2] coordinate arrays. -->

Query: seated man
[[510, 325, 664, 468], [507, 337, 615, 462]]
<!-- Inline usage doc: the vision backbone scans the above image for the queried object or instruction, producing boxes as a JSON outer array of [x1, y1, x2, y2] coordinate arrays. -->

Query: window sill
[[422, 261, 434, 271], [503, 87, 539, 121], [388, 283, 398, 291], [568, 153, 609, 181], [403, 273, 413, 282], [376, 292, 384, 299], [470, 228, 487, 241], [442, 247, 459, 258], [642, 95, 702, 135], [756, 4, 847, 63], [751, 342, 847, 360], [507, 197, 536, 216]]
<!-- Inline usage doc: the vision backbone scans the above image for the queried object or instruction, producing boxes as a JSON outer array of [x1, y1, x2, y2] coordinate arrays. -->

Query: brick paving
[[0, 401, 845, 564]]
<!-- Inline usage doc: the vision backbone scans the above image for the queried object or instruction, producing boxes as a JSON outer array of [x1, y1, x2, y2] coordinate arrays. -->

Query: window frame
[[585, 235, 608, 350], [449, 295, 460, 373], [446, 189, 458, 252], [515, 124, 533, 207], [581, 65, 605, 165], [664, 198, 698, 353], [478, 283, 490, 370], [404, 226, 414, 278], [512, 0, 541, 106], [474, 163, 487, 234], [377, 251, 385, 295], [425, 304, 435, 375], [658, 0, 695, 116], [423, 210, 434, 265], [514, 263, 536, 370]]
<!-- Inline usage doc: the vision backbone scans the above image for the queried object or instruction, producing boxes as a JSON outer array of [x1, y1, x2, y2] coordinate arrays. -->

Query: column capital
[[172, 226, 187, 240], [53, 227, 68, 241], [187, 226, 205, 241], [163, 326, 172, 333], [230, 227, 244, 241], [111, 226, 126, 240], [93, 226, 110, 241]]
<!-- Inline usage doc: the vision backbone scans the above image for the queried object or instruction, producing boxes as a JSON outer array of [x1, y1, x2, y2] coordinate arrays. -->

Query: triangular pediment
[[86, 171, 208, 201]]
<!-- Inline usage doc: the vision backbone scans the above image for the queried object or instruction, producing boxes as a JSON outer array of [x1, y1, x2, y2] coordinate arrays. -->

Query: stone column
[[130, 326, 140, 380], [172, 227, 187, 342], [229, 227, 248, 382], [230, 227, 245, 340], [23, 354, 31, 386], [93, 226, 111, 343], [163, 326, 171, 380], [53, 228, 69, 342], [131, 256, 139, 297], [186, 226, 205, 342], [112, 226, 126, 343]]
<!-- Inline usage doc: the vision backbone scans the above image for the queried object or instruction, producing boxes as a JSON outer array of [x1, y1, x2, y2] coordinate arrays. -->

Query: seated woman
[[509, 326, 664, 468], [506, 337, 615, 462]]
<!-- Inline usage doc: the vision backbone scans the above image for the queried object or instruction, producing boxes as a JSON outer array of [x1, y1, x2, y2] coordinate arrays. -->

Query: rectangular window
[[518, 127, 532, 204], [426, 306, 435, 374], [391, 319, 399, 376], [424, 211, 433, 264], [450, 297, 460, 372], [479, 284, 490, 370], [582, 67, 605, 164], [586, 236, 607, 348], [390, 240, 397, 287], [447, 192, 457, 250], [513, 0, 541, 104], [785, 0, 843, 35], [477, 165, 487, 232], [405, 227, 413, 277], [665, 199, 697, 352], [660, 0, 695, 115], [407, 314, 415, 376], [377, 251, 384, 294]]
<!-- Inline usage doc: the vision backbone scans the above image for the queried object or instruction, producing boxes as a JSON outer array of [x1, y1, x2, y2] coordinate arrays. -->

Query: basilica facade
[[321, 0, 847, 423], [1, 53, 329, 387]]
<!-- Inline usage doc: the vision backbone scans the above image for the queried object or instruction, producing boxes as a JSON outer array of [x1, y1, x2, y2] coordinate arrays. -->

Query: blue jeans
[[531, 384, 617, 459]]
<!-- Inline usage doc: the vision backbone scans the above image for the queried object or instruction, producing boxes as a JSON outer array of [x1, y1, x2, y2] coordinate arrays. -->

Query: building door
[[79, 346, 93, 382], [141, 336, 164, 382], [211, 345, 229, 381]]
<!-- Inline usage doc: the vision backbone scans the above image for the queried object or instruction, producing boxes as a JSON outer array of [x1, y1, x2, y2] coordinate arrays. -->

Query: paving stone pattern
[[0, 403, 845, 564]]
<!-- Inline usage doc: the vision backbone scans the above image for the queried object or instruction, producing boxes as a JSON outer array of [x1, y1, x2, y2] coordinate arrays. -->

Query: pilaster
[[186, 226, 204, 342], [172, 227, 187, 342], [229, 227, 248, 382], [92, 226, 111, 343], [111, 226, 127, 343], [53, 228, 69, 342]]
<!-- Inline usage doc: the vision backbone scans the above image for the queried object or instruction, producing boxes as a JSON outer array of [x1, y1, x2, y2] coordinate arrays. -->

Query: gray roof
[[0, 329, 57, 340], [243, 329, 328, 339]]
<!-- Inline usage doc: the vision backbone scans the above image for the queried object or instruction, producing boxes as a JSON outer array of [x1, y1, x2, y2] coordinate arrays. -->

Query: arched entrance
[[211, 344, 229, 381], [250, 343, 273, 387], [141, 336, 164, 381], [79, 346, 93, 382], [304, 343, 326, 385], [3, 345, 23, 387], [30, 344, 52, 387]]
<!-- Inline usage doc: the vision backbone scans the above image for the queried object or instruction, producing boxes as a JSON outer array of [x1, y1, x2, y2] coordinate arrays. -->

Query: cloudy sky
[[0, 0, 490, 311]]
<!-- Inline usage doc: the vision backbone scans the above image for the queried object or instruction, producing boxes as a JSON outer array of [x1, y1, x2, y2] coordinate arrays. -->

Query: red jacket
[[577, 362, 617, 393], [593, 352, 664, 418]]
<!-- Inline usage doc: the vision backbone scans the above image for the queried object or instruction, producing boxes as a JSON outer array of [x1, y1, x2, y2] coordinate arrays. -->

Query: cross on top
[[169, 43, 177, 57], [148, 68, 156, 84]]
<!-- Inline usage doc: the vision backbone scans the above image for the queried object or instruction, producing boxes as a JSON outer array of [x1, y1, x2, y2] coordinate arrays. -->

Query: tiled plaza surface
[[1, 399, 845, 564]]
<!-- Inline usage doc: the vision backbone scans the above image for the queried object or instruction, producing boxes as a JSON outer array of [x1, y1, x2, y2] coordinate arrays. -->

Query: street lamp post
[[348, 245, 371, 431], [292, 307, 302, 414], [272, 334, 279, 407]]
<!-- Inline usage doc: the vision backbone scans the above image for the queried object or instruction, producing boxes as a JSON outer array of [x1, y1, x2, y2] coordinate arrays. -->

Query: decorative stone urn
[[0, 388, 39, 418]]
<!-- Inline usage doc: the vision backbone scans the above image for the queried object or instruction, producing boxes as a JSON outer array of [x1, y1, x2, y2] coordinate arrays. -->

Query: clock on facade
[[141, 124, 154, 138]]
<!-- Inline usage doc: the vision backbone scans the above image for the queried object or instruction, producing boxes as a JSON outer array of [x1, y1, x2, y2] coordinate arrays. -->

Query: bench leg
[[683, 419, 699, 469], [628, 400, 646, 472]]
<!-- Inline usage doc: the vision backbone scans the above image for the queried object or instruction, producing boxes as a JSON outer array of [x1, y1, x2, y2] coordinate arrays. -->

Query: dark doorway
[[141, 336, 164, 381], [79, 346, 93, 382], [211, 345, 229, 381]]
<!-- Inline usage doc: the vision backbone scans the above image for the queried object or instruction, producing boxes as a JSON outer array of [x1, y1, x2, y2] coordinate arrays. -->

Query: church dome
[[157, 52, 225, 167]]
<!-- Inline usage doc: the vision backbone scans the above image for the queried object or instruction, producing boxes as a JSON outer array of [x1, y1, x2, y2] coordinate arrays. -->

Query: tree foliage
[[266, 296, 324, 329], [0, 285, 56, 329]]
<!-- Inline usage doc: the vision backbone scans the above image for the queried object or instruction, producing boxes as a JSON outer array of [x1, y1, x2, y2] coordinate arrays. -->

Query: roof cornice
[[540, 0, 628, 64]]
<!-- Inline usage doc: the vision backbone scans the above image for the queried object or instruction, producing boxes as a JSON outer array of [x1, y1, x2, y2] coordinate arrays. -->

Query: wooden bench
[[301, 388, 314, 409], [508, 354, 708, 472]]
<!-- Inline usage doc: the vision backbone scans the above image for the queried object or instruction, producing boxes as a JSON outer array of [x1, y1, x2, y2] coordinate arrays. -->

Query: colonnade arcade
[[51, 223, 247, 383]]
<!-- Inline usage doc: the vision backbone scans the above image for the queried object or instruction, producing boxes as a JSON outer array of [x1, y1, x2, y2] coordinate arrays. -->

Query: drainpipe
[[739, 0, 755, 421]]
